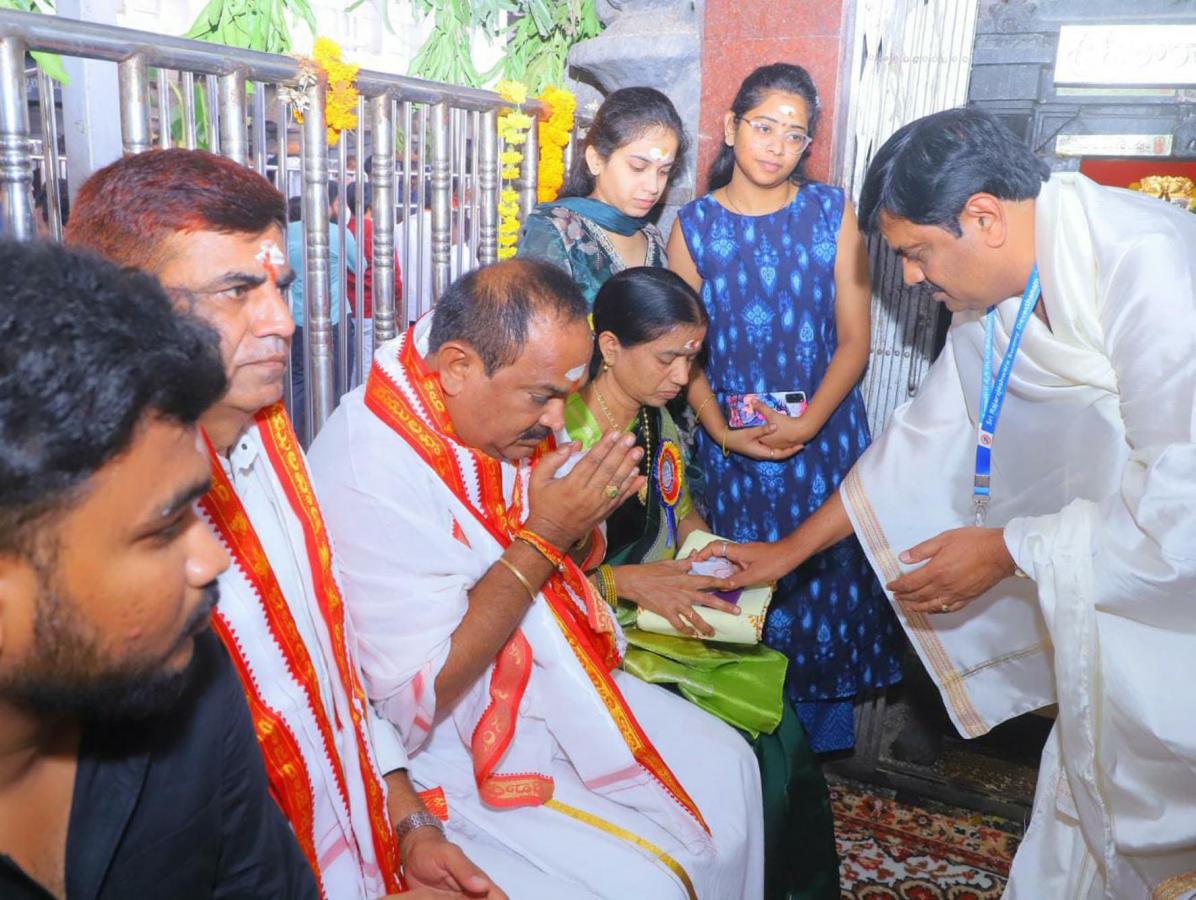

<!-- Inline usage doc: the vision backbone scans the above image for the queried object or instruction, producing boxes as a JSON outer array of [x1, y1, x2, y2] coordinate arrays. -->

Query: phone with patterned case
[[726, 391, 807, 429]]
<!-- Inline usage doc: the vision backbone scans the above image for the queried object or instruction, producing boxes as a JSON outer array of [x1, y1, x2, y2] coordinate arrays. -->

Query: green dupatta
[[562, 393, 786, 738], [564, 394, 841, 899]]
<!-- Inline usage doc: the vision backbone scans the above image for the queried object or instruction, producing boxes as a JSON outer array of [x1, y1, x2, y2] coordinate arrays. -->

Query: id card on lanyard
[[973, 265, 1041, 525]]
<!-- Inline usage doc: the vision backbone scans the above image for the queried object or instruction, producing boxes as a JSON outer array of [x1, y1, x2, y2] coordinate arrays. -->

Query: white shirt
[[210, 424, 405, 899]]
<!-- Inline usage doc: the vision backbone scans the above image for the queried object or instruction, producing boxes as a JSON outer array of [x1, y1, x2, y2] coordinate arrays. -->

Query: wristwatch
[[394, 809, 445, 846]]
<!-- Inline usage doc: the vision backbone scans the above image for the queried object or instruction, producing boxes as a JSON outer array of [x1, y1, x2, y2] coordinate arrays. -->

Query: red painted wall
[[696, 0, 845, 196]]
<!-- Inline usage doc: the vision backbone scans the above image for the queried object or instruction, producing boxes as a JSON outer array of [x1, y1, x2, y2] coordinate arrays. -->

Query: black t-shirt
[[0, 630, 318, 900]]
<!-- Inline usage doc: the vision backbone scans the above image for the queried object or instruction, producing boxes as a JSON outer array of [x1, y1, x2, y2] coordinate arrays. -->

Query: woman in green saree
[[565, 268, 840, 900], [516, 87, 684, 304]]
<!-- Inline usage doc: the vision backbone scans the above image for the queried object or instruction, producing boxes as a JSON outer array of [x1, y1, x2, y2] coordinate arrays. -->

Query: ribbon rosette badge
[[655, 439, 684, 547]]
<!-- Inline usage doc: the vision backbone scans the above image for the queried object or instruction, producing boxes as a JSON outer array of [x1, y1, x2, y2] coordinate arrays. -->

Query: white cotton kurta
[[842, 173, 1196, 899], [307, 335, 765, 900], [208, 428, 407, 900]]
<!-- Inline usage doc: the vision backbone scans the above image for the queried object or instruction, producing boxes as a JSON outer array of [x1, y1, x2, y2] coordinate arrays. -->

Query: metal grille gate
[[830, 0, 980, 774], [0, 7, 571, 445]]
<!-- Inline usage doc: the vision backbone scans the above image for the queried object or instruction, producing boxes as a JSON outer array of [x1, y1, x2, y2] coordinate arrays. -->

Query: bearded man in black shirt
[[0, 241, 318, 899]]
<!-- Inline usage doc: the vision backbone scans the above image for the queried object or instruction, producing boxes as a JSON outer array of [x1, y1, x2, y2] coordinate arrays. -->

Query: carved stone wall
[[969, 0, 1196, 170]]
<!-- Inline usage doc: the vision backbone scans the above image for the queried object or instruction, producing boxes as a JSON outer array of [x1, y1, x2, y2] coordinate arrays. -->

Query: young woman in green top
[[516, 88, 684, 306]]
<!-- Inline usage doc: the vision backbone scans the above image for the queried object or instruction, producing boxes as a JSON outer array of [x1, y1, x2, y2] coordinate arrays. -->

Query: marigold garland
[[496, 80, 532, 259], [293, 37, 360, 146], [1129, 174, 1195, 212], [537, 86, 575, 203]]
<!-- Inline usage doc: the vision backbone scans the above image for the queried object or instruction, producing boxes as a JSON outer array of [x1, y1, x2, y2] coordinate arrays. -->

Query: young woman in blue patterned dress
[[668, 63, 902, 753]]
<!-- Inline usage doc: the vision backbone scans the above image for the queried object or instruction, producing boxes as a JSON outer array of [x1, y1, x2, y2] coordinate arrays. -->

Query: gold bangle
[[496, 556, 537, 600], [694, 395, 715, 423], [596, 564, 619, 608], [720, 427, 730, 458]]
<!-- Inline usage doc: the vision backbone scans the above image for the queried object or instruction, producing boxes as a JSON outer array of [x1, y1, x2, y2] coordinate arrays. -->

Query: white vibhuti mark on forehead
[[565, 363, 586, 382], [778, 104, 797, 117], [255, 239, 286, 266], [683, 339, 701, 352], [646, 147, 673, 163], [255, 239, 286, 281]]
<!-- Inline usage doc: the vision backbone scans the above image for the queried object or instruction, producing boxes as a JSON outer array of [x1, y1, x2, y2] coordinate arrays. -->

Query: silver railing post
[[155, 67, 171, 150], [205, 74, 219, 151], [118, 54, 151, 155], [0, 35, 33, 239], [36, 68, 63, 240], [370, 92, 397, 343], [353, 92, 366, 381], [518, 107, 538, 222], [301, 75, 334, 438], [429, 100, 451, 302], [335, 132, 348, 395], [477, 107, 498, 265], [562, 129, 575, 181], [251, 81, 268, 176], [217, 70, 248, 164], [180, 71, 198, 150]]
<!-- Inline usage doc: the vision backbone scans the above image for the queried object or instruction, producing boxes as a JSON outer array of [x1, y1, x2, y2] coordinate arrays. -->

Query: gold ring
[[720, 540, 729, 557], [940, 602, 951, 614], [604, 484, 619, 500]]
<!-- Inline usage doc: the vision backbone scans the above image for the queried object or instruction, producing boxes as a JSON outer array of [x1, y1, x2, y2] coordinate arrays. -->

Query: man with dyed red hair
[[67, 149, 504, 900]]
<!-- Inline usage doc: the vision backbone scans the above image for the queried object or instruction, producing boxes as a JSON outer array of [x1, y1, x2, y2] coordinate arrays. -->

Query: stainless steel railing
[[0, 8, 571, 445]]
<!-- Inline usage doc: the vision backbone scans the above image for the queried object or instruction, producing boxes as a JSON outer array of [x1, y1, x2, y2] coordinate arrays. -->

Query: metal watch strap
[[394, 809, 445, 845]]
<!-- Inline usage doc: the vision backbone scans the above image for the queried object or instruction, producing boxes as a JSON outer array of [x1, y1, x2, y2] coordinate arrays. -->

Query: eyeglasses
[[737, 116, 812, 154]]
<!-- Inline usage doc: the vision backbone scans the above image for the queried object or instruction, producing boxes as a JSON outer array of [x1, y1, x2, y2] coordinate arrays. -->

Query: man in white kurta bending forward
[[705, 108, 1196, 899], [309, 259, 765, 900], [67, 149, 503, 900]]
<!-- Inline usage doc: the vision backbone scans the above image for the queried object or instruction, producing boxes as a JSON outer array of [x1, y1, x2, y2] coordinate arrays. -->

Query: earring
[[602, 360, 611, 373]]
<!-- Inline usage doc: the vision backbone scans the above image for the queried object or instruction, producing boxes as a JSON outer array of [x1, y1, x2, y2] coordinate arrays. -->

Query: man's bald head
[[428, 260, 592, 462], [429, 259, 589, 376]]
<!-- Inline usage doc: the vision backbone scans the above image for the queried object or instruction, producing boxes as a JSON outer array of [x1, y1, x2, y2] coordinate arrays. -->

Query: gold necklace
[[591, 381, 626, 432], [591, 381, 651, 505], [636, 407, 651, 506]]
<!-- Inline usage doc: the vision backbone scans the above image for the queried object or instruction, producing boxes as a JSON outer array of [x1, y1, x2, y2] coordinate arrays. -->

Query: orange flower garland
[[537, 86, 575, 203], [292, 38, 360, 146]]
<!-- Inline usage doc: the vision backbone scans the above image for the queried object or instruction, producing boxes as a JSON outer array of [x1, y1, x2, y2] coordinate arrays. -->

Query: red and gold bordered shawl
[[363, 326, 709, 835], [199, 407, 402, 894]]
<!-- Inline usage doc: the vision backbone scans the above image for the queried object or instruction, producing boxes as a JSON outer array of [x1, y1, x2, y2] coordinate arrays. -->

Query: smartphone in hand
[[726, 391, 807, 429]]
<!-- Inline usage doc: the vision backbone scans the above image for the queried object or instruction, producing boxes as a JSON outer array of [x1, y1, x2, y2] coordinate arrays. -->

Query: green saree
[[563, 394, 840, 899]]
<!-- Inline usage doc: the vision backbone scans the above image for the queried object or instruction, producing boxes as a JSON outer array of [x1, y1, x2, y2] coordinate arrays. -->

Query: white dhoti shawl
[[308, 320, 764, 900], [843, 173, 1196, 899]]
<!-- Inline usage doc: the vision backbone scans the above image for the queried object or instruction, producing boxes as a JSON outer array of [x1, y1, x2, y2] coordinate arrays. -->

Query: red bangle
[[514, 527, 565, 570]]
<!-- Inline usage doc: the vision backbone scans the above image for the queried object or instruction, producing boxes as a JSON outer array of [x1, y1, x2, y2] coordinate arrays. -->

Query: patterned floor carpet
[[831, 779, 1024, 899]]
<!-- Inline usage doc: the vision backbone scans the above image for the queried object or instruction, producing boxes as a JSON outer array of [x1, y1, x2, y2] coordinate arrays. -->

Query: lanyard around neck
[[972, 264, 1040, 524]]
